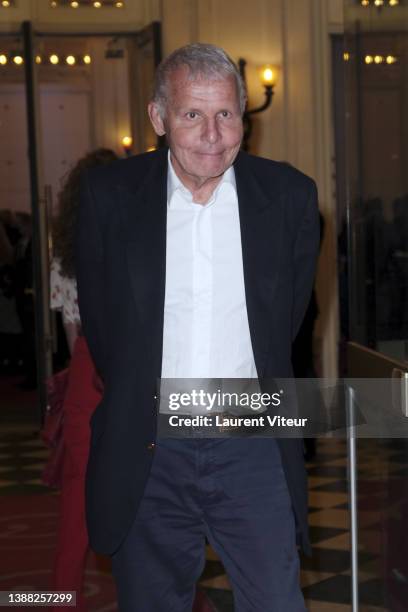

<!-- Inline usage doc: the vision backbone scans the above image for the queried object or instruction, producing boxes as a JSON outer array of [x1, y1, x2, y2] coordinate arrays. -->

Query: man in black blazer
[[76, 43, 319, 611]]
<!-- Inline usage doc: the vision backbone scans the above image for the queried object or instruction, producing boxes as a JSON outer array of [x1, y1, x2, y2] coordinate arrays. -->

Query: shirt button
[[147, 442, 155, 450]]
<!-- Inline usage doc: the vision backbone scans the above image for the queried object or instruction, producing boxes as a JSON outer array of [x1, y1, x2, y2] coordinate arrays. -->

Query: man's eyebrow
[[175, 106, 202, 114]]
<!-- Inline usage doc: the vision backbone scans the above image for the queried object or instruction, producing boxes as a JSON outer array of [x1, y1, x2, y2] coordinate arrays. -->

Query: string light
[[343, 52, 350, 61], [47, 0, 126, 7], [1, 1, 11, 7], [365, 53, 398, 65], [360, 0, 400, 5], [0, 50, 98, 67]]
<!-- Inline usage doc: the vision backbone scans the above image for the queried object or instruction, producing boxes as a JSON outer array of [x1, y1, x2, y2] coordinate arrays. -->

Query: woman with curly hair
[[50, 149, 118, 611]]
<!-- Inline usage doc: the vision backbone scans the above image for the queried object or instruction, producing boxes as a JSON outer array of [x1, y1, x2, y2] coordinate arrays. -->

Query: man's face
[[149, 67, 243, 188]]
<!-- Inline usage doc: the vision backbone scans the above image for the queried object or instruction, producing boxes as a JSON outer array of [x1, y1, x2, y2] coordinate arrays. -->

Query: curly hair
[[53, 148, 118, 279]]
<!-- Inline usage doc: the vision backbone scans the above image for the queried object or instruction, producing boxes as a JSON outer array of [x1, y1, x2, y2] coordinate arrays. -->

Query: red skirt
[[51, 335, 102, 611]]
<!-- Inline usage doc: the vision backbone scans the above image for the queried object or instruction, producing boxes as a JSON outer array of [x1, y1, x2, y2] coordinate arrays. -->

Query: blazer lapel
[[117, 148, 284, 381], [234, 151, 284, 379], [119, 149, 168, 377]]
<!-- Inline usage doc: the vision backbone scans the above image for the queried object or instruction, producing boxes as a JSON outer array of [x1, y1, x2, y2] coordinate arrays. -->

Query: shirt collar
[[167, 150, 236, 208]]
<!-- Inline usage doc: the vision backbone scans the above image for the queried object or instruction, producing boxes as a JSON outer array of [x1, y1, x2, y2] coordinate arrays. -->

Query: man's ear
[[148, 102, 166, 136]]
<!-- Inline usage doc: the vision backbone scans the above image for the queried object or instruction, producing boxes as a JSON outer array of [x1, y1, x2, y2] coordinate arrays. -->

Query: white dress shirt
[[161, 153, 257, 384]]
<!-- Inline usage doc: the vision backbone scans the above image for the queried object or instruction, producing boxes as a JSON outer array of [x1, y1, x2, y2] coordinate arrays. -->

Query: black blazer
[[75, 147, 320, 556]]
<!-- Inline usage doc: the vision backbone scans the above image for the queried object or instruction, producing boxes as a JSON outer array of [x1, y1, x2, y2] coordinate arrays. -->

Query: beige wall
[[0, 0, 344, 378]]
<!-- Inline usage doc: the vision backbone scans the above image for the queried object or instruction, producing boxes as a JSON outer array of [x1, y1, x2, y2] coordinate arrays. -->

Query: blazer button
[[147, 442, 155, 451]]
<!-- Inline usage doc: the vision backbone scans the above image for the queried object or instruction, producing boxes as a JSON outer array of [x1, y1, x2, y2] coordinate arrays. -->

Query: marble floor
[[1, 429, 408, 611], [198, 437, 408, 611]]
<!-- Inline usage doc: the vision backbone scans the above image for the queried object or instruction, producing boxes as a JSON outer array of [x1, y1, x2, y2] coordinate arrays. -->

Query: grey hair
[[152, 43, 247, 118]]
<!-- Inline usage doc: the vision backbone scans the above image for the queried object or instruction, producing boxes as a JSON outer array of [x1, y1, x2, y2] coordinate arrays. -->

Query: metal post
[[347, 383, 359, 611], [22, 20, 48, 423]]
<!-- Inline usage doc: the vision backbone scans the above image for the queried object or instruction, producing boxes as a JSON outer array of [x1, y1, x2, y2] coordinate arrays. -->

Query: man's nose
[[202, 118, 221, 144]]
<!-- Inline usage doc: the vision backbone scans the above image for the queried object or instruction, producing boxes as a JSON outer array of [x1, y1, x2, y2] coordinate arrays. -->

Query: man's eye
[[186, 112, 197, 119], [220, 111, 230, 118]]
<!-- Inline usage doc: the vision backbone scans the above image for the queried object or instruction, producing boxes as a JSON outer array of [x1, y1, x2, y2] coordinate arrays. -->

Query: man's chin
[[197, 170, 227, 182]]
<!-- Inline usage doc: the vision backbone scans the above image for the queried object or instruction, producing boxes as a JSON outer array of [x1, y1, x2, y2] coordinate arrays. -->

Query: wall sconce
[[238, 58, 279, 151], [122, 135, 132, 156], [105, 38, 125, 59]]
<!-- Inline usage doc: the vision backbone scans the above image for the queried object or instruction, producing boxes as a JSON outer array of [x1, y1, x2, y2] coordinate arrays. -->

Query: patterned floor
[[199, 437, 408, 611], [1, 427, 408, 611]]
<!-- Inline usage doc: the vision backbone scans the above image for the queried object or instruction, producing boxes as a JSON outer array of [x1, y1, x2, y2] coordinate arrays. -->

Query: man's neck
[[170, 154, 224, 205]]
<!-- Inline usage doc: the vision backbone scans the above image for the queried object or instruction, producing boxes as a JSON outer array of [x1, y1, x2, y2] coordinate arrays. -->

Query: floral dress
[[50, 258, 80, 325]]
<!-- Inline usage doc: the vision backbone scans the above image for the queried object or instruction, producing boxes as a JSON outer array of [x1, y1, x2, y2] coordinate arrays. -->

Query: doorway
[[0, 21, 161, 416], [334, 2, 408, 609]]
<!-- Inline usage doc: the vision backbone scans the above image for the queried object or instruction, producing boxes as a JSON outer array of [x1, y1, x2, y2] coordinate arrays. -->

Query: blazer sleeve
[[292, 179, 320, 341], [75, 171, 106, 378]]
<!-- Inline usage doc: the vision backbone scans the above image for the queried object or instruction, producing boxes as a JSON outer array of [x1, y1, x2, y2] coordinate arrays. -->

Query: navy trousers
[[111, 437, 306, 611]]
